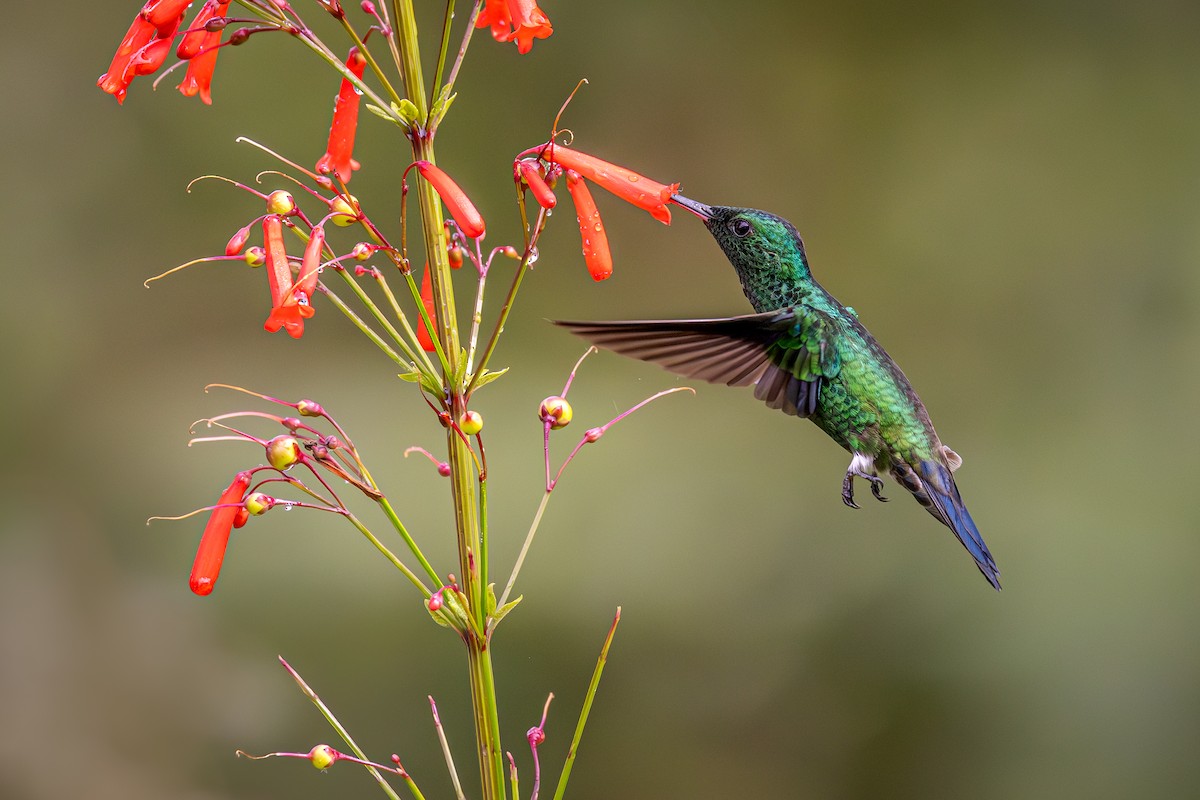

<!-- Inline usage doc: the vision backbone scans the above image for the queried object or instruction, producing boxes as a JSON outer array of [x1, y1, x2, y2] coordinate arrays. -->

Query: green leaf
[[485, 582, 498, 616], [394, 99, 420, 126], [471, 367, 509, 392], [491, 594, 523, 627], [365, 103, 404, 127]]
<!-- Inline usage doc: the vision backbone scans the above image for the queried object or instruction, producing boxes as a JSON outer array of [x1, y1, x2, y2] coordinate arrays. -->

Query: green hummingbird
[[557, 194, 1000, 590]]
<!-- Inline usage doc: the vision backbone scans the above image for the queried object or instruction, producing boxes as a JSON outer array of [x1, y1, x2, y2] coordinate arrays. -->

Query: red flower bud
[[517, 160, 556, 209], [296, 225, 325, 302], [189, 471, 252, 596], [417, 263, 438, 352], [262, 216, 313, 338], [225, 222, 252, 256], [413, 161, 486, 239], [315, 47, 367, 184], [565, 170, 613, 281]]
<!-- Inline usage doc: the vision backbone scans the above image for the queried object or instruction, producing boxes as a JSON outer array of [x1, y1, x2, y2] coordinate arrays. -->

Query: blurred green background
[[4, 1, 1199, 798]]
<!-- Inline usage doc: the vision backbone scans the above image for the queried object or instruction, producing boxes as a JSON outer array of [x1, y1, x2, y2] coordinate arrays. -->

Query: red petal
[[539, 144, 676, 224], [316, 48, 367, 184], [517, 160, 556, 209], [414, 161, 486, 239], [189, 472, 251, 596], [417, 263, 438, 352], [565, 170, 613, 281]]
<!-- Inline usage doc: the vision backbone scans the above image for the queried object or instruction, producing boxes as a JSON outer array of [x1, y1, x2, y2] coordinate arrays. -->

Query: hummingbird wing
[[555, 307, 841, 418]]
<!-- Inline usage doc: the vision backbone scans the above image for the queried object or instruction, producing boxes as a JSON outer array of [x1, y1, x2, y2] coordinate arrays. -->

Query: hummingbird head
[[671, 193, 813, 310]]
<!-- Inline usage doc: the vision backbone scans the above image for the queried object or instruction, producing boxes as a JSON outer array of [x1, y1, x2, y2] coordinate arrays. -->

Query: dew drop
[[593, 223, 603, 231], [283, 503, 294, 512], [627, 174, 640, 182]]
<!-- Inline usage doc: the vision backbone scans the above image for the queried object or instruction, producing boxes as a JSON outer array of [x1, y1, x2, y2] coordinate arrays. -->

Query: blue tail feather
[[895, 459, 1001, 590]]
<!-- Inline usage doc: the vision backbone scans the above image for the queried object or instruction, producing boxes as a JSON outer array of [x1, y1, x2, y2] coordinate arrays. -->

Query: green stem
[[494, 489, 551, 614], [551, 609, 622, 800], [343, 512, 431, 598], [333, 269, 432, 376], [377, 497, 442, 588], [279, 657, 404, 800], [393, 4, 505, 798], [428, 0, 456, 123], [319, 285, 408, 367]]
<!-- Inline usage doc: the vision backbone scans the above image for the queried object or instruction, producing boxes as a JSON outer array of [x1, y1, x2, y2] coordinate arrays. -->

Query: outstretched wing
[[555, 307, 842, 418]]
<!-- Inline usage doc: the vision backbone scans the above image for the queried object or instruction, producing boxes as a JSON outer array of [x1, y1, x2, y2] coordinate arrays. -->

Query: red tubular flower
[[261, 215, 313, 338], [177, 26, 223, 104], [504, 0, 552, 54], [475, 0, 512, 42], [143, 0, 195, 36], [413, 161, 486, 239], [538, 144, 678, 225], [417, 263, 438, 352], [296, 225, 325, 302], [97, 15, 158, 103], [517, 160, 556, 209], [565, 170, 613, 281], [315, 47, 368, 184], [189, 471, 252, 596], [177, 0, 229, 59]]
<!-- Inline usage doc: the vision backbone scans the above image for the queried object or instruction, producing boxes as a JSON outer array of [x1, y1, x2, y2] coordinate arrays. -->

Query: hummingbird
[[556, 194, 1000, 590]]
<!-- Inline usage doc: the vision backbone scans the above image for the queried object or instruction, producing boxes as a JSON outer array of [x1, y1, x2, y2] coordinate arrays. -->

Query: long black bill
[[670, 193, 715, 221]]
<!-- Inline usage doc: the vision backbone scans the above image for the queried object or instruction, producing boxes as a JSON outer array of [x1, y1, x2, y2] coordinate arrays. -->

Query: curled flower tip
[[315, 47, 367, 184], [565, 170, 613, 281], [189, 471, 252, 596], [416, 263, 438, 352], [540, 144, 678, 224], [504, 0, 553, 54], [517, 160, 557, 209], [413, 161, 486, 239]]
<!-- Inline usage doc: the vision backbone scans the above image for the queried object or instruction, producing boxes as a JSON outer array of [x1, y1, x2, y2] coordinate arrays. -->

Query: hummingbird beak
[[670, 193, 715, 221]]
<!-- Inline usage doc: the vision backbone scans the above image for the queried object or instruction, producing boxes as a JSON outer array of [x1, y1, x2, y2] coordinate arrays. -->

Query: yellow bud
[[458, 410, 483, 436], [330, 194, 360, 226], [266, 189, 296, 215]]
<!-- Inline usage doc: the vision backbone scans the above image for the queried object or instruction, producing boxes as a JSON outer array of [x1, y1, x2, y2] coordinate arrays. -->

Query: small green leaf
[[471, 367, 509, 392], [395, 99, 420, 126], [365, 103, 404, 127], [491, 594, 523, 626], [397, 371, 421, 383], [485, 583, 498, 616]]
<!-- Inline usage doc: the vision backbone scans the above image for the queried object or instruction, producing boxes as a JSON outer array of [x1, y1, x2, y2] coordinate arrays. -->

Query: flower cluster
[[476, 0, 553, 55], [165, 391, 384, 596], [98, 0, 231, 104], [512, 143, 681, 280]]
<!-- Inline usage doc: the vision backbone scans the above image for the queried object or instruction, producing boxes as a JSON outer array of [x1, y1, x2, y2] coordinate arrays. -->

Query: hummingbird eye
[[730, 218, 752, 238]]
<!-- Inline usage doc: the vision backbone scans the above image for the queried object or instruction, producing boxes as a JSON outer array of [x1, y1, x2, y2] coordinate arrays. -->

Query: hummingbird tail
[[892, 459, 1001, 590]]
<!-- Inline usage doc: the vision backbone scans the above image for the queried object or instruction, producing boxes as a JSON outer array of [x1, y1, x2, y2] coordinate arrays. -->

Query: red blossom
[[565, 170, 613, 281], [296, 225, 325, 302], [504, 0, 552, 54], [474, 0, 512, 42], [143, 0, 194, 36], [315, 47, 368, 184], [177, 28, 222, 104], [177, 0, 229, 59], [517, 160, 556, 209], [189, 471, 252, 596], [417, 263, 438, 352], [536, 144, 678, 225], [261, 215, 313, 338], [97, 16, 158, 103], [413, 161, 486, 239]]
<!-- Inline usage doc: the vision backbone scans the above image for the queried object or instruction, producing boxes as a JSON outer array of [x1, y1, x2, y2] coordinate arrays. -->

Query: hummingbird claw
[[841, 471, 862, 509], [842, 456, 886, 509]]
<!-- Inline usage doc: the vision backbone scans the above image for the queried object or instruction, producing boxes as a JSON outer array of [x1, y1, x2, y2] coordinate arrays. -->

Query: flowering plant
[[101, 1, 693, 798]]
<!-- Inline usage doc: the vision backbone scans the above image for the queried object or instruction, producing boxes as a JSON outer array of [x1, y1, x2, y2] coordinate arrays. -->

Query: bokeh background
[[4, 1, 1199, 798]]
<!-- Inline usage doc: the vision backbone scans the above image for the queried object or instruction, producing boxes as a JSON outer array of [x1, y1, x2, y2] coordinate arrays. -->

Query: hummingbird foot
[[842, 453, 887, 508]]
